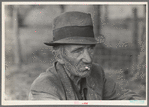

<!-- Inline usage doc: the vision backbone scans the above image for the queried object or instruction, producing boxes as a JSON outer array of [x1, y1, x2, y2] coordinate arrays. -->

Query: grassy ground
[[5, 63, 51, 100], [104, 68, 146, 100]]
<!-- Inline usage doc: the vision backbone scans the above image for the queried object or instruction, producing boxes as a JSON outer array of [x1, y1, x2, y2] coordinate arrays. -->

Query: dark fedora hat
[[44, 11, 98, 46]]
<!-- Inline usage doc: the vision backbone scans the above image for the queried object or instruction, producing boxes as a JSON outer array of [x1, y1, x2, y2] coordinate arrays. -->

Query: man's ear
[[52, 50, 65, 64], [57, 58, 65, 65]]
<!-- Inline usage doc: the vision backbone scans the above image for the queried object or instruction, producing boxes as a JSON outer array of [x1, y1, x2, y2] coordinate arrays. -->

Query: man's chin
[[78, 70, 91, 78]]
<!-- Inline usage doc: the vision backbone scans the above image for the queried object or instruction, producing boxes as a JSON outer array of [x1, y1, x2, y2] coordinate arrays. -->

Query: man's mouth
[[85, 66, 90, 70], [79, 64, 92, 71]]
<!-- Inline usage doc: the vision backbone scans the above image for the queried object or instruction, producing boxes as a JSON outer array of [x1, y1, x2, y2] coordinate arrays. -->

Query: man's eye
[[91, 45, 95, 49], [73, 48, 83, 53], [88, 46, 94, 50]]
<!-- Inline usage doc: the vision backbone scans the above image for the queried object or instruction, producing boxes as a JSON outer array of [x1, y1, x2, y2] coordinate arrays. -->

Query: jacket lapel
[[86, 63, 103, 100], [55, 62, 76, 100], [86, 76, 102, 100]]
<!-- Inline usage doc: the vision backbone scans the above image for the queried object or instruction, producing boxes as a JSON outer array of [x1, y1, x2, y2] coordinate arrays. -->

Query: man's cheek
[[63, 56, 76, 69], [65, 55, 77, 66]]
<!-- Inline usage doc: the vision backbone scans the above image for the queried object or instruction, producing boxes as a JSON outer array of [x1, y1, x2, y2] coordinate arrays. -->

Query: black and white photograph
[[2, 2, 147, 105]]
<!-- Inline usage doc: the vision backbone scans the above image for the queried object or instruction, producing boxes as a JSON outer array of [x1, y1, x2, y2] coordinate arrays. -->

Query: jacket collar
[[86, 63, 103, 100], [55, 62, 76, 100], [54, 61, 102, 100]]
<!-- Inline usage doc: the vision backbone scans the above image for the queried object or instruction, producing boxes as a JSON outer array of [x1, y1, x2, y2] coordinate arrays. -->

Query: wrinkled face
[[61, 44, 95, 77]]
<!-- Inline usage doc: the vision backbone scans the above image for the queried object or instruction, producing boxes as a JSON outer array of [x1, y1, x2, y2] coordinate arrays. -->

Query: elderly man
[[29, 11, 141, 100]]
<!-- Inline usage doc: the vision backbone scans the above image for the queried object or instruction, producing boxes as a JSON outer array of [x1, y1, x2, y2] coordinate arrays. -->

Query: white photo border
[[1, 1, 148, 106]]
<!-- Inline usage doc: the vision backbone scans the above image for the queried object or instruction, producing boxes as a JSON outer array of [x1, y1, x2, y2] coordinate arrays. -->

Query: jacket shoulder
[[29, 66, 65, 100], [90, 63, 105, 83], [92, 63, 103, 69], [92, 63, 105, 76], [31, 73, 57, 89]]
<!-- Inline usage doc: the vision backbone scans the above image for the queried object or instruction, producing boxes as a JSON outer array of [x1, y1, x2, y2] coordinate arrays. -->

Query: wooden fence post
[[132, 7, 139, 73], [92, 5, 103, 64], [60, 5, 65, 13], [104, 5, 109, 23], [13, 6, 22, 68], [93, 5, 101, 39]]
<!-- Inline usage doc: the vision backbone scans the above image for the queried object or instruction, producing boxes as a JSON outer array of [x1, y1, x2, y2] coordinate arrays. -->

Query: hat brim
[[44, 37, 98, 46]]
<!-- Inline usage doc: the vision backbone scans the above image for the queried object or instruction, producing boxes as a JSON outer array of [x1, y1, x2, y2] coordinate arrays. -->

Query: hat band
[[53, 26, 94, 41]]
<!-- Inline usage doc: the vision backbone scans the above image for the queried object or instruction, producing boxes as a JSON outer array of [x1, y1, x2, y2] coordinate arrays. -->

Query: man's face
[[61, 44, 95, 77]]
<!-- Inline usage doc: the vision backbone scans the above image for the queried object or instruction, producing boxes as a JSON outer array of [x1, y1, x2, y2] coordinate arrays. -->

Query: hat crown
[[53, 11, 93, 30], [44, 11, 98, 46]]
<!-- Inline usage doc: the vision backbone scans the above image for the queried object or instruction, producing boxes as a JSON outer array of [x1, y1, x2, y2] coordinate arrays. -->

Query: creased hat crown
[[53, 11, 93, 29], [44, 11, 97, 46]]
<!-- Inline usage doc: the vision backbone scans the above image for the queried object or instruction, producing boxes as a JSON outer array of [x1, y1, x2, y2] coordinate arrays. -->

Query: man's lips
[[85, 66, 90, 70], [79, 64, 92, 71]]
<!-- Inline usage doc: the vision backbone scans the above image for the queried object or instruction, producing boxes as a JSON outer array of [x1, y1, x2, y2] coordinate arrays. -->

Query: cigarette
[[85, 67, 90, 70]]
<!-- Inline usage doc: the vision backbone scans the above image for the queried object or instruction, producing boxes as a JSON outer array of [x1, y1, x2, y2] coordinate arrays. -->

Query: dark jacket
[[29, 62, 141, 100]]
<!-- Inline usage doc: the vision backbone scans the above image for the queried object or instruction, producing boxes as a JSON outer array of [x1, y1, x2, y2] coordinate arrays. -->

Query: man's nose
[[82, 49, 92, 63]]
